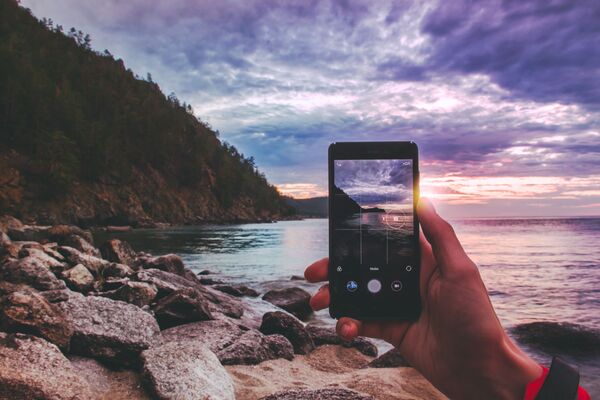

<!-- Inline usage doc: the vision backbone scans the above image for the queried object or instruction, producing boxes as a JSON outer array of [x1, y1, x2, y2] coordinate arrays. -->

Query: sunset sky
[[22, 0, 600, 217]]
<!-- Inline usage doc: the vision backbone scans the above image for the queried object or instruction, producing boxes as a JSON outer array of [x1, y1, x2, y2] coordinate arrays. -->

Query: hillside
[[284, 196, 328, 218], [0, 0, 294, 226]]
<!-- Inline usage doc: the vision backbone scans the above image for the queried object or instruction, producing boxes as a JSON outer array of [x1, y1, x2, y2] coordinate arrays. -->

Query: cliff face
[[0, 0, 293, 226]]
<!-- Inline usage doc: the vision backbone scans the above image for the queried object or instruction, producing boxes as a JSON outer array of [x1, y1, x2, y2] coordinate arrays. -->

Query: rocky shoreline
[[0, 215, 443, 400]]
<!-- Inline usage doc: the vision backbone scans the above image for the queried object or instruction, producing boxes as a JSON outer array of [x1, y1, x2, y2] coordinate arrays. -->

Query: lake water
[[96, 217, 600, 396]]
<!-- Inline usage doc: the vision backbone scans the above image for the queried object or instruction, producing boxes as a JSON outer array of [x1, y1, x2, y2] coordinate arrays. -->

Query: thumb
[[417, 198, 470, 275]]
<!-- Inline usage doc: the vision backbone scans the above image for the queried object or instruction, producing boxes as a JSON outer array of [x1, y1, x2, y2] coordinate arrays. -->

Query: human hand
[[305, 198, 541, 400]]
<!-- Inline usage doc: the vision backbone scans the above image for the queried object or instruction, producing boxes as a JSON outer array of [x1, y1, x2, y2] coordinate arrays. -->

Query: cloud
[[420, 0, 600, 106], [20, 0, 600, 216]]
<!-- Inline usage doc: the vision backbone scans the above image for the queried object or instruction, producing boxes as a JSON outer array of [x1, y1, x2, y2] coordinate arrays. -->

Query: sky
[[335, 159, 413, 210], [22, 0, 600, 217]]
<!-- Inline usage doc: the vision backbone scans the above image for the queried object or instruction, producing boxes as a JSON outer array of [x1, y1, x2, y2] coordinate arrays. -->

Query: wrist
[[483, 335, 542, 399]]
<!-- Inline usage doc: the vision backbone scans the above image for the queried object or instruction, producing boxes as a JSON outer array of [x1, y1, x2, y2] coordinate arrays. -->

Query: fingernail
[[341, 323, 352, 337]]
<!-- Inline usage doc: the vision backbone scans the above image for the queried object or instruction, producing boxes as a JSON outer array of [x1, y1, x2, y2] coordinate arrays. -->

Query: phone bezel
[[328, 141, 421, 321]]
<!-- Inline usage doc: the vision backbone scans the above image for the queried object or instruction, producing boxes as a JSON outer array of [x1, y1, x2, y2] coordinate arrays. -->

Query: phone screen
[[330, 156, 420, 319]]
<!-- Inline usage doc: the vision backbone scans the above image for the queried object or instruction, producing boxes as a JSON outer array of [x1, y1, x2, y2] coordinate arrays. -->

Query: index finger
[[304, 257, 328, 282]]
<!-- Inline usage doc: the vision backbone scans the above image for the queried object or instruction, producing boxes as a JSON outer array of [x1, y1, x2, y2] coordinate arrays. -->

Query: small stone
[[103, 262, 134, 278], [306, 324, 378, 357], [366, 348, 409, 368], [101, 281, 158, 307], [262, 287, 313, 320], [259, 311, 315, 355], [61, 264, 95, 292], [152, 287, 213, 329], [214, 284, 259, 297], [58, 246, 109, 276]]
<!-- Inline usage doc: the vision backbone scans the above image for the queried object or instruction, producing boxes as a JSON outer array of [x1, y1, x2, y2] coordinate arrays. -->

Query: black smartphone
[[328, 141, 421, 320]]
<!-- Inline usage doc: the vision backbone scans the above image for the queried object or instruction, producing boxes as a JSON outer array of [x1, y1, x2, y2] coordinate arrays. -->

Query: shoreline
[[0, 216, 441, 400]]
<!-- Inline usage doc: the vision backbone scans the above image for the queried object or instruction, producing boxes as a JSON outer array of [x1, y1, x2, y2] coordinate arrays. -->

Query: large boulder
[[214, 283, 259, 297], [100, 239, 137, 267], [262, 287, 313, 320], [61, 264, 95, 293], [0, 332, 93, 400], [218, 330, 294, 365], [162, 319, 245, 354], [306, 324, 378, 357], [0, 291, 73, 350], [511, 322, 600, 356], [69, 356, 151, 400], [142, 340, 235, 400], [58, 246, 109, 276], [100, 281, 158, 307], [259, 311, 315, 355], [135, 269, 244, 318], [57, 294, 161, 366], [0, 257, 66, 291], [366, 348, 409, 368], [260, 389, 373, 400], [152, 287, 213, 329]]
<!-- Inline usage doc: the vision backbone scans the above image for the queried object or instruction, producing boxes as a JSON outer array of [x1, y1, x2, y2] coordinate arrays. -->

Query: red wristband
[[523, 365, 591, 400]]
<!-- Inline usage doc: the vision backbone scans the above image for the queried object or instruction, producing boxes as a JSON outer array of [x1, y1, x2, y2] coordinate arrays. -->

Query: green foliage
[[0, 0, 293, 216]]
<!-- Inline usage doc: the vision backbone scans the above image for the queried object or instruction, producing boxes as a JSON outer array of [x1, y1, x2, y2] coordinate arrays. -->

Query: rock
[[366, 348, 409, 368], [0, 332, 93, 400], [61, 234, 101, 257], [142, 340, 235, 400], [0, 291, 73, 349], [100, 239, 137, 266], [259, 311, 315, 355], [0, 236, 18, 259], [197, 284, 244, 319], [57, 294, 161, 366], [137, 254, 186, 276], [101, 281, 158, 307], [306, 324, 378, 357], [47, 225, 94, 244], [135, 269, 244, 318], [218, 330, 294, 365], [0, 256, 66, 291], [42, 243, 66, 262], [102, 277, 131, 291], [290, 275, 304, 281], [0, 230, 10, 245], [197, 269, 213, 275], [152, 287, 213, 329], [58, 245, 109, 275], [0, 215, 23, 234], [17, 247, 66, 271], [7, 224, 93, 244], [162, 319, 246, 353], [61, 264, 95, 292], [106, 225, 132, 232], [511, 322, 600, 356], [214, 284, 259, 297], [135, 268, 196, 296], [260, 389, 373, 400], [262, 287, 313, 320], [199, 276, 224, 285], [69, 356, 151, 400], [0, 280, 32, 296], [103, 262, 134, 278], [40, 289, 71, 303]]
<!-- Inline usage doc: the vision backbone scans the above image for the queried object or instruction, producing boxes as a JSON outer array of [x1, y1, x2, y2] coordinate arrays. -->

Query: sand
[[226, 345, 447, 400]]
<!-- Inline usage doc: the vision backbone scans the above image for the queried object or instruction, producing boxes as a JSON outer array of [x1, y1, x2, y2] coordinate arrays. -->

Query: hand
[[305, 198, 542, 400]]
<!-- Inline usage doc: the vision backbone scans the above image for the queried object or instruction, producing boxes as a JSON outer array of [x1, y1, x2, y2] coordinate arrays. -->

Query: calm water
[[96, 217, 600, 395]]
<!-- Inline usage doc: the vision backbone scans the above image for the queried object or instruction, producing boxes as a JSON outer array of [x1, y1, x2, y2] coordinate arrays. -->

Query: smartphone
[[328, 141, 421, 320]]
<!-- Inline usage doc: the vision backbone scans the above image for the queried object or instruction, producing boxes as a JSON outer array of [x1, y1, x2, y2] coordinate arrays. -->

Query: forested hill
[[0, 0, 294, 226]]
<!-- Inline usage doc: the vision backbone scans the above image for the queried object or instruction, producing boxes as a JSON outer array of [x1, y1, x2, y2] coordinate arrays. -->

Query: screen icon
[[367, 279, 382, 294], [346, 280, 358, 292], [337, 266, 343, 272], [391, 280, 403, 292], [405, 265, 412, 272]]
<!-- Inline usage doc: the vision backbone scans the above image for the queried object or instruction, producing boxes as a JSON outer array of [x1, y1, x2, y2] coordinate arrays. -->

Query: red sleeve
[[523, 366, 591, 400]]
